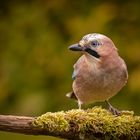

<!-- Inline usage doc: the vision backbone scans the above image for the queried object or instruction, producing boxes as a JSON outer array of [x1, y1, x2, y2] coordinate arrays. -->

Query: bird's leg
[[78, 100, 82, 109], [105, 100, 121, 116]]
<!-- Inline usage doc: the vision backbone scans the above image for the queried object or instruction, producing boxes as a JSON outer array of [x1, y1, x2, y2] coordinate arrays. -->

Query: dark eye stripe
[[85, 48, 100, 58]]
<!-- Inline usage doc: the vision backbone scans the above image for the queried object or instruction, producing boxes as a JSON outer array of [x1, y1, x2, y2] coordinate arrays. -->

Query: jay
[[67, 33, 128, 115]]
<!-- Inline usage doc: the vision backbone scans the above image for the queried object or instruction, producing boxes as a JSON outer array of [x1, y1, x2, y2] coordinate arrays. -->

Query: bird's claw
[[108, 105, 121, 116], [105, 100, 121, 116]]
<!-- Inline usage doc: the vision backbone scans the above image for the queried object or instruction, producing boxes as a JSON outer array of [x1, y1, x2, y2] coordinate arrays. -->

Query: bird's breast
[[72, 55, 127, 104]]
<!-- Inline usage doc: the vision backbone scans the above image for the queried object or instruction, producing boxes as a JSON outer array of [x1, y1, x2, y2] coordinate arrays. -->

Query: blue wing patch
[[72, 69, 78, 80]]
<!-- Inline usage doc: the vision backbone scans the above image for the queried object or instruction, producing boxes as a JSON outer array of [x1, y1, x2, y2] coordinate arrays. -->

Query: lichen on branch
[[32, 106, 140, 140]]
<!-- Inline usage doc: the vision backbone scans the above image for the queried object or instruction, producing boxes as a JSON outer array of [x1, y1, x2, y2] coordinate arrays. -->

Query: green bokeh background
[[0, 0, 140, 140]]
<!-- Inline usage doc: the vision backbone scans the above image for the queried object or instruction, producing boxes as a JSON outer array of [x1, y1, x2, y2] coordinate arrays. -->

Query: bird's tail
[[66, 91, 77, 100]]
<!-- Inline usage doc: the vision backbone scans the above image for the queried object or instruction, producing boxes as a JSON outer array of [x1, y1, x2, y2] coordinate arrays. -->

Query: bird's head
[[69, 33, 118, 61]]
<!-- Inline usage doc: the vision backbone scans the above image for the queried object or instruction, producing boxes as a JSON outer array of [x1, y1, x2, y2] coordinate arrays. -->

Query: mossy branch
[[0, 107, 140, 140]]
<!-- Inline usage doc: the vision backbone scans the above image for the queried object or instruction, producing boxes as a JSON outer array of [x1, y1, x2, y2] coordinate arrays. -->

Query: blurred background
[[0, 0, 140, 140]]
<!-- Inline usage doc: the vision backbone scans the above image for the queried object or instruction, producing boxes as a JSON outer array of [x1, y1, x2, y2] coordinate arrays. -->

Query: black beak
[[68, 44, 83, 51], [68, 43, 100, 58]]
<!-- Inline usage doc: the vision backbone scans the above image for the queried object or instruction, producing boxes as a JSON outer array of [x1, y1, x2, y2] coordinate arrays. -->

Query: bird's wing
[[66, 65, 78, 100], [67, 56, 85, 100]]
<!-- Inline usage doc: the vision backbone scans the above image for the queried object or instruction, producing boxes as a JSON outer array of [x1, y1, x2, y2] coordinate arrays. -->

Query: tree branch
[[0, 115, 35, 134], [0, 107, 140, 140]]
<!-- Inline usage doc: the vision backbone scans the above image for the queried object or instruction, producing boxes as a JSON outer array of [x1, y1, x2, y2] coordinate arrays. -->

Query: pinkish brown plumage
[[67, 33, 128, 115]]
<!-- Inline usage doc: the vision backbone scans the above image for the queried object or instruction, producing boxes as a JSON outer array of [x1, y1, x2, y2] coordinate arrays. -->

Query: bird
[[66, 33, 128, 115]]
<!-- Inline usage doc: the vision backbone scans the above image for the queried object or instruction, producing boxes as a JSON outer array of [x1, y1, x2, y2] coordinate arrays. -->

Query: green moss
[[32, 106, 140, 139], [33, 111, 69, 132]]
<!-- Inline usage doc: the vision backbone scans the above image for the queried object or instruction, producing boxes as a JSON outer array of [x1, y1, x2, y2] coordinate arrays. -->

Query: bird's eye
[[91, 40, 100, 47]]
